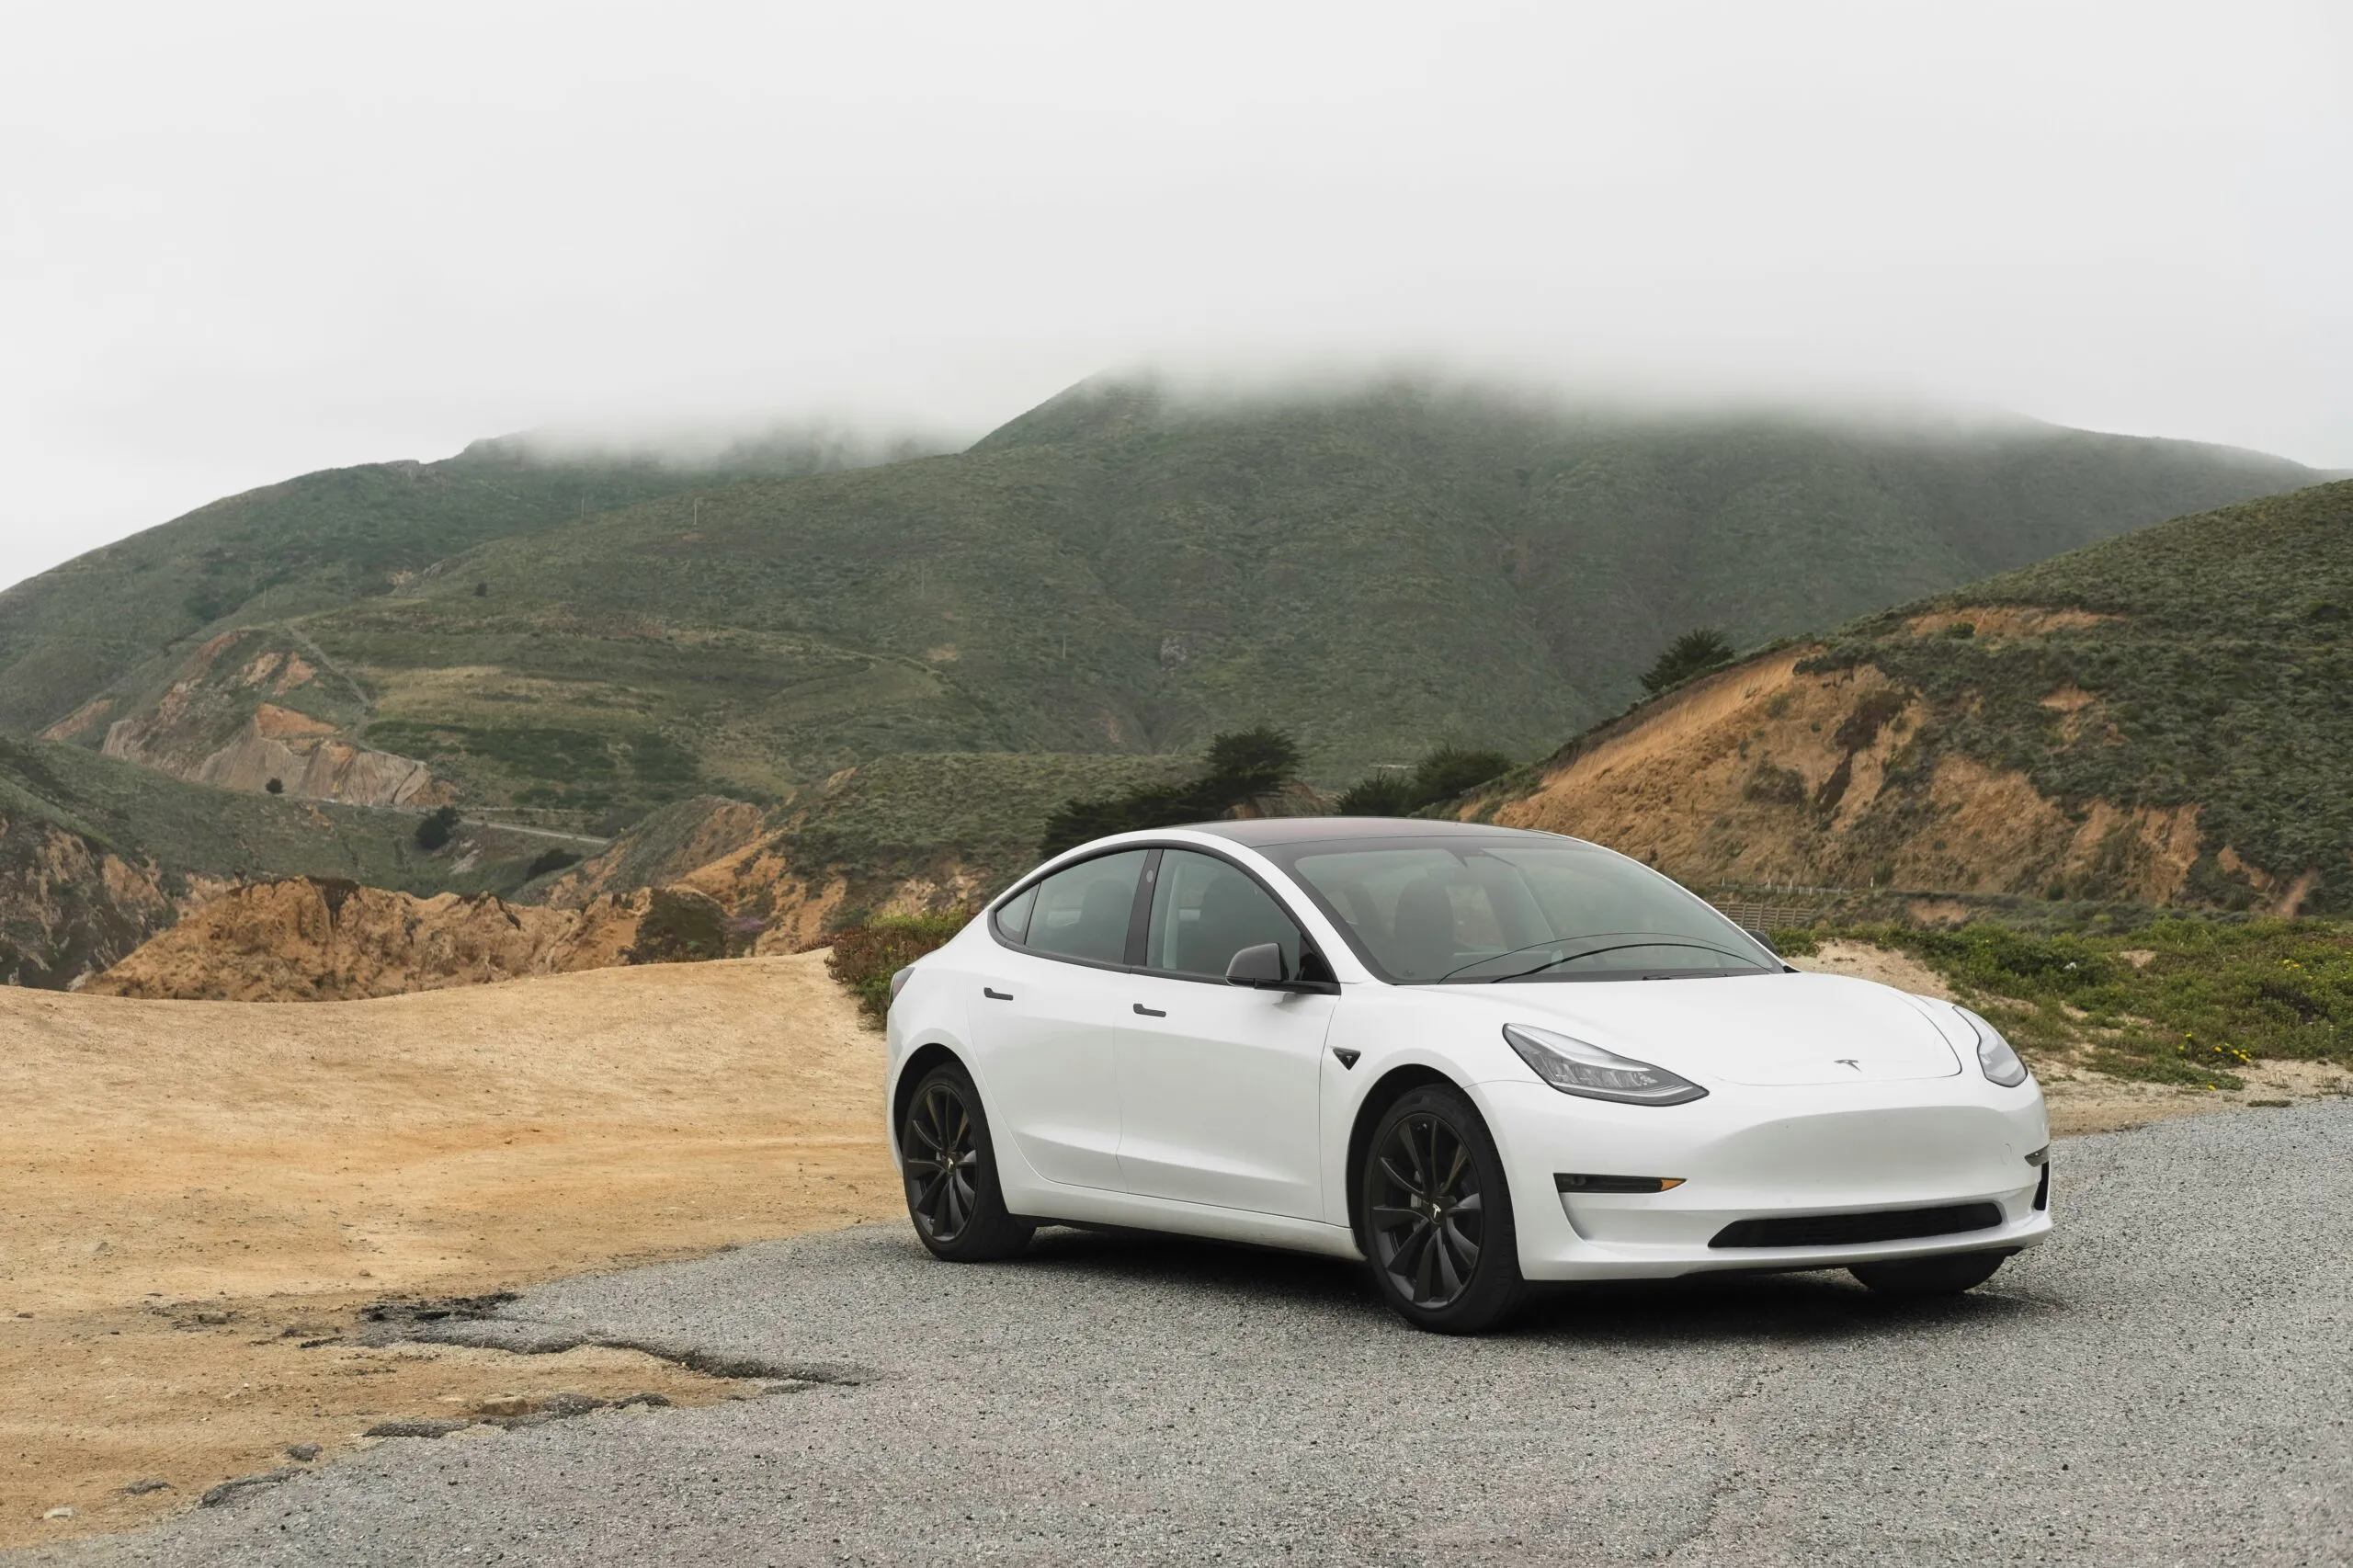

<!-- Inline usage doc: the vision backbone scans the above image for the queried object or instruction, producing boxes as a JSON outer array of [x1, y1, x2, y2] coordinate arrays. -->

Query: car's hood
[[1494, 971, 1964, 1085]]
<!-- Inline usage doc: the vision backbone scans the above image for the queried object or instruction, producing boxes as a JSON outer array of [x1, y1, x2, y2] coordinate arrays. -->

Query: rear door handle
[[1132, 1003, 1166, 1017], [983, 987, 1013, 1001]]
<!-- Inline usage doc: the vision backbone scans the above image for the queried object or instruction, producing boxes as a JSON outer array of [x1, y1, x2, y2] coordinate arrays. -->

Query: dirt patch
[[0, 951, 901, 1548], [1787, 940, 1953, 998], [2036, 1060, 2350, 1137], [3, 1311, 753, 1547], [1477, 647, 2227, 903]]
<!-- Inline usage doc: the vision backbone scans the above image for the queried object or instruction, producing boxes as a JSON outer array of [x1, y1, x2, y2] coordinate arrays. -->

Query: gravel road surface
[[21, 1103, 2350, 1567]]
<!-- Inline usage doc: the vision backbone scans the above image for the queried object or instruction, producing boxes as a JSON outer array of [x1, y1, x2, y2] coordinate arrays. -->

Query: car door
[[1115, 847, 1334, 1220], [964, 848, 1149, 1193]]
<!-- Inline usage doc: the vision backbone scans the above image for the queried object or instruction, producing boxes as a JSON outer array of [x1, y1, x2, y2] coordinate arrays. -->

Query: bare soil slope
[[0, 952, 901, 1547], [1471, 646, 2222, 904], [84, 879, 653, 1002]]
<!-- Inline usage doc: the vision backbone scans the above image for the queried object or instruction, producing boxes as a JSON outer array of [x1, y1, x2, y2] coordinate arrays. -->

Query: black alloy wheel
[[900, 1063, 1032, 1262], [1362, 1085, 1524, 1333]]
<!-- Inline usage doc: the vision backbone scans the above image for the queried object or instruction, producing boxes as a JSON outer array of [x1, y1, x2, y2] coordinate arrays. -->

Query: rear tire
[[1849, 1249, 2009, 1297], [1359, 1085, 1526, 1334], [901, 1062, 1032, 1262]]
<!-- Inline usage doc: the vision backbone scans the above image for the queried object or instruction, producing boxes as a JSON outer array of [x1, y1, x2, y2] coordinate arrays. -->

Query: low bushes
[[826, 910, 973, 1022], [1783, 918, 2353, 1090], [626, 887, 733, 964]]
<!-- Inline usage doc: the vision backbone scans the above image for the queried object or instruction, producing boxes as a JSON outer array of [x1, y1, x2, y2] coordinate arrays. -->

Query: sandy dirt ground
[[1790, 940, 2350, 1135], [0, 953, 903, 1550], [8, 941, 2341, 1551]]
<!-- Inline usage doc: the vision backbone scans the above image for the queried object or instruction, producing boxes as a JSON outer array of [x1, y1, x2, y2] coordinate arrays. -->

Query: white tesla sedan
[[884, 820, 2050, 1333]]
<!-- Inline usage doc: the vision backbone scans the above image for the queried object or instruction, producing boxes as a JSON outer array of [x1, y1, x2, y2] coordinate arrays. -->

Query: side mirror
[[1225, 943, 1289, 988], [1743, 926, 1779, 957]]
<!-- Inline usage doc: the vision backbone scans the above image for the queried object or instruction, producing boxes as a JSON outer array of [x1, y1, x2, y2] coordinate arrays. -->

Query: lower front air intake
[[1709, 1201, 2005, 1249]]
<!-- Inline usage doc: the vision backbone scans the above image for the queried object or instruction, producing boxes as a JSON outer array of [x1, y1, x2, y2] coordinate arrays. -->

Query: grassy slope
[[180, 378, 2319, 818], [0, 735, 552, 893], [552, 751, 1192, 915], [779, 751, 1193, 901], [0, 437, 904, 738], [1810, 480, 2353, 907]]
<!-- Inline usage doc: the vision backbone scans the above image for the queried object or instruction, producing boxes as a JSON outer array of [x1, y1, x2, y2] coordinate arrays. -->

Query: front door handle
[[1132, 1003, 1166, 1017], [983, 987, 1013, 1001]]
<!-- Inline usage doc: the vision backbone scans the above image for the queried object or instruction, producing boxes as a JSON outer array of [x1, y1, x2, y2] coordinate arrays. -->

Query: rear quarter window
[[992, 883, 1038, 945]]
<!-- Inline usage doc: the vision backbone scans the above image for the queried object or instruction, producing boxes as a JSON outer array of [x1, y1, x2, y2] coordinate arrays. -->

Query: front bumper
[[1481, 1076, 2052, 1281]]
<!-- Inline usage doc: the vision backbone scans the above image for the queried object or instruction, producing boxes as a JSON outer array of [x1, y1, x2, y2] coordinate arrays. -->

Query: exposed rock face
[[1464, 646, 2255, 907], [93, 629, 439, 808], [86, 879, 653, 1002], [106, 706, 437, 806], [543, 797, 769, 911], [0, 816, 174, 987], [540, 792, 966, 958]]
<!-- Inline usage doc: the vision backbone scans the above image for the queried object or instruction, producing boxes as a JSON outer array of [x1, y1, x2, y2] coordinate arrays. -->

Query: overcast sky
[[3, 0, 2347, 593]]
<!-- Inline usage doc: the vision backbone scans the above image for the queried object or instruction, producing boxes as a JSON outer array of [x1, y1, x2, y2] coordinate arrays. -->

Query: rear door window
[[1018, 850, 1149, 967]]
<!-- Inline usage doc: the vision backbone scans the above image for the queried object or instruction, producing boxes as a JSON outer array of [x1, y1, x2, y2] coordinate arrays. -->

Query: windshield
[[1268, 836, 1779, 983]]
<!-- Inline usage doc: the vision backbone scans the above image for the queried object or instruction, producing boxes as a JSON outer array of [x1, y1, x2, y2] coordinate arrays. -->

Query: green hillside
[[0, 432, 916, 736], [1809, 479, 2353, 910], [4, 377, 2320, 830]]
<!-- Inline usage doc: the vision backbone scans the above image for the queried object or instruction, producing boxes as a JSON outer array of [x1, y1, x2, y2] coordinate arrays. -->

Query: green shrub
[[525, 847, 579, 880], [1332, 744, 1516, 818], [1333, 772, 1420, 816], [1641, 629, 1734, 695], [1040, 728, 1302, 856], [1411, 746, 1514, 803], [827, 909, 973, 1022], [627, 887, 731, 964], [415, 804, 462, 851]]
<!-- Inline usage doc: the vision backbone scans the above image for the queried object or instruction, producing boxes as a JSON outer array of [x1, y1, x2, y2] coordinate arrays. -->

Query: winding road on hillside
[[23, 1104, 2350, 1568]]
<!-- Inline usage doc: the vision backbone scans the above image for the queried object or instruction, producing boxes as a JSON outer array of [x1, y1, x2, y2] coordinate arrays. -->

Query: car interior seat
[[1179, 870, 1291, 976], [1388, 877, 1459, 980], [1074, 874, 1135, 963]]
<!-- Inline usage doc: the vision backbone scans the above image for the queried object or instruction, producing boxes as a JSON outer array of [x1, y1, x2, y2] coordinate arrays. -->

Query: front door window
[[1143, 849, 1302, 980]]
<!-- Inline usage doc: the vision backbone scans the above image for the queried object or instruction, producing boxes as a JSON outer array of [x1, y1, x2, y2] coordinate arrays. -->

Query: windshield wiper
[[1451, 938, 1758, 984]]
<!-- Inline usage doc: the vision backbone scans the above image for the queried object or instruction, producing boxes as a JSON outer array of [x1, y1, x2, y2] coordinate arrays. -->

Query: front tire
[[1849, 1249, 2009, 1297], [901, 1063, 1032, 1262], [1360, 1085, 1526, 1334]]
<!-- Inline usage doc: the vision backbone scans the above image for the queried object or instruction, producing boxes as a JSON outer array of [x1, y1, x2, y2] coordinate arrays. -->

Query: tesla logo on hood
[[1833, 1058, 1861, 1072]]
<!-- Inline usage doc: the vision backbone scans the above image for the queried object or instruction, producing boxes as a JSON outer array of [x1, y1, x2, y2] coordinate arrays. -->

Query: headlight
[[1503, 1023, 1708, 1106], [888, 966, 916, 1004], [1958, 1006, 2029, 1087]]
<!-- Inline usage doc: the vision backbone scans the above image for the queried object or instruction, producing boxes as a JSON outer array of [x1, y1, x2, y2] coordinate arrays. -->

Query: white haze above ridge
[[473, 359, 2133, 476], [2, 0, 2347, 591]]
